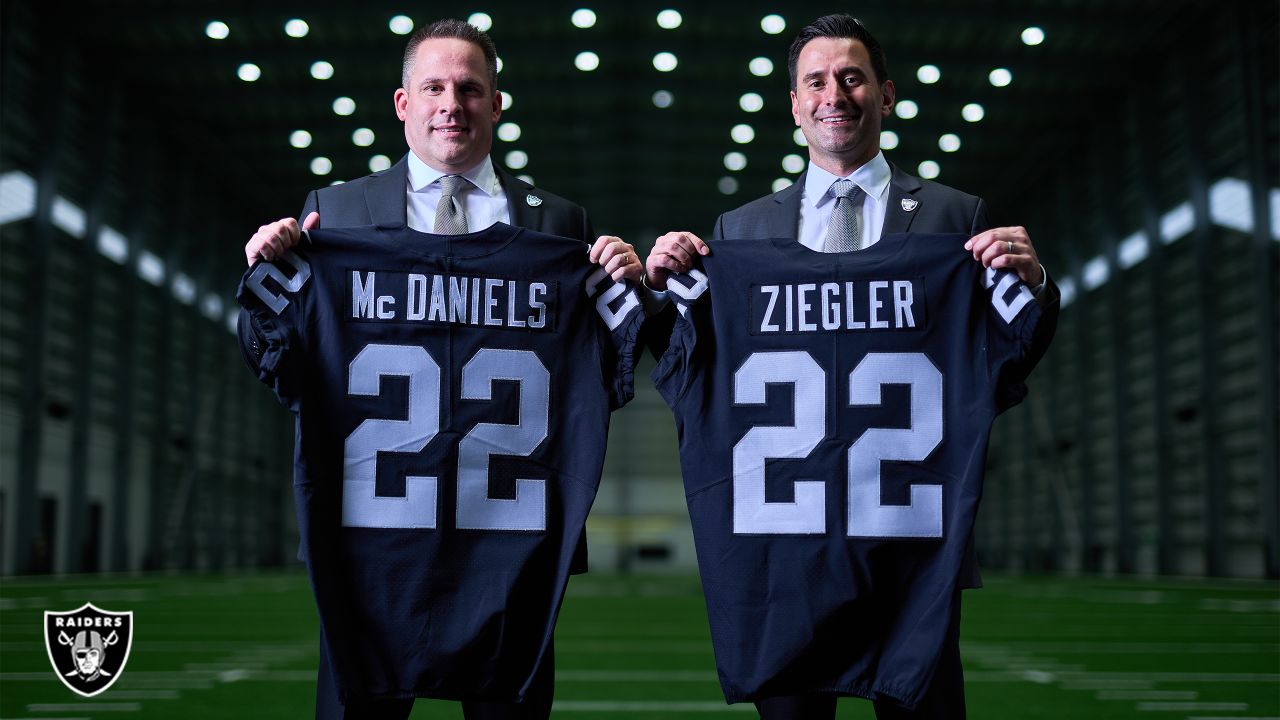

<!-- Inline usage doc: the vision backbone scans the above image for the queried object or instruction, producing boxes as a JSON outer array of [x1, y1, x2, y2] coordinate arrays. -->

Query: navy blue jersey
[[652, 234, 1041, 707], [236, 223, 643, 704]]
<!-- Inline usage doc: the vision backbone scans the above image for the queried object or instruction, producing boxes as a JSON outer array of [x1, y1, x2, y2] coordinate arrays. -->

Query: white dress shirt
[[405, 152, 511, 233], [798, 151, 893, 252]]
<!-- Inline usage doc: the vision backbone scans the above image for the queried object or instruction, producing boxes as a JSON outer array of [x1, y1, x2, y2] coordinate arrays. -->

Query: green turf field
[[1, 572, 1276, 719]]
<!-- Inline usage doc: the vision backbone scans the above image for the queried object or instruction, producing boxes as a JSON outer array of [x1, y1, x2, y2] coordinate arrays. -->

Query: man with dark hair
[[242, 17, 641, 720], [644, 13, 1058, 720]]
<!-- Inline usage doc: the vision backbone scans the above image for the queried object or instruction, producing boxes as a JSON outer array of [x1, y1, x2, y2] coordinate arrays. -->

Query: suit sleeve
[[236, 250, 314, 412]]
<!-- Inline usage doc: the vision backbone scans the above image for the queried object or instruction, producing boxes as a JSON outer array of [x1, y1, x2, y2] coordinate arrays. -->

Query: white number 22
[[343, 344, 549, 531], [732, 351, 944, 538]]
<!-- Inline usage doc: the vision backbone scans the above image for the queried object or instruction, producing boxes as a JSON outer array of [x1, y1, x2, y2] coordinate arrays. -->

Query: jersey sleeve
[[981, 266, 1044, 412], [236, 249, 314, 411], [649, 265, 711, 408], [584, 268, 645, 410]]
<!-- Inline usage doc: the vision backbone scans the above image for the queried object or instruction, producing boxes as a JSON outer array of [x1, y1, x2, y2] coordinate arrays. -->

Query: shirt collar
[[406, 152, 500, 196], [802, 151, 892, 208]]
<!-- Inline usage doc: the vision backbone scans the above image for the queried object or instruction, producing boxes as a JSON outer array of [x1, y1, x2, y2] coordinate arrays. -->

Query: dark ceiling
[[39, 0, 1216, 262]]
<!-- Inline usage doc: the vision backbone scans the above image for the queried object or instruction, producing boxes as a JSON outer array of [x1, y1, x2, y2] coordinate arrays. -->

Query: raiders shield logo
[[44, 603, 134, 697]]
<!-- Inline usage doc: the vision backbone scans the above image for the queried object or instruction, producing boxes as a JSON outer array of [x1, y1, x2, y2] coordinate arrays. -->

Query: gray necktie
[[822, 179, 864, 253], [433, 175, 469, 235]]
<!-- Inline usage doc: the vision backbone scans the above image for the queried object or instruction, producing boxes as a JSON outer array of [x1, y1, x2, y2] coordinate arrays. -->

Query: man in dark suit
[[242, 18, 641, 720], [642, 14, 1058, 720]]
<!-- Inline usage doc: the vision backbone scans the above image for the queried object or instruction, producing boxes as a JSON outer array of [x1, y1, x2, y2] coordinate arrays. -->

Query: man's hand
[[644, 231, 711, 291], [245, 211, 319, 266], [964, 226, 1044, 288], [589, 235, 643, 283]]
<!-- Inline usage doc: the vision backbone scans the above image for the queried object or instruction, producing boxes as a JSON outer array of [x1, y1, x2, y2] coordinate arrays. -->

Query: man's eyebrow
[[802, 65, 863, 82]]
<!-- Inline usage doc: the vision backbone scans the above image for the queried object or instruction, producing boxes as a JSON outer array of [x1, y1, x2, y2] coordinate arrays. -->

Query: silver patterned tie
[[433, 175, 469, 235], [822, 179, 864, 253]]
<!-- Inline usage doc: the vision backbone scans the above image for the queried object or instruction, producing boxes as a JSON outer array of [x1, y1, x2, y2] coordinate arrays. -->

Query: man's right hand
[[644, 231, 710, 291], [245, 211, 319, 266]]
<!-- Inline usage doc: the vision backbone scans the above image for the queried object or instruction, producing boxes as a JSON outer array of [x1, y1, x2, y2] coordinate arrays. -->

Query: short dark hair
[[787, 14, 890, 89], [402, 19, 499, 90]]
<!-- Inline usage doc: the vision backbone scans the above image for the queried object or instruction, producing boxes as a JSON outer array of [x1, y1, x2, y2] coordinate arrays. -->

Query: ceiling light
[[653, 52, 678, 72], [793, 128, 808, 146], [1082, 256, 1110, 289], [290, 130, 312, 148], [939, 133, 961, 152], [723, 152, 747, 171], [172, 273, 197, 305], [761, 14, 786, 35], [739, 92, 763, 112], [468, 13, 493, 32], [916, 65, 940, 84], [496, 57, 504, 74], [917, 160, 940, 179], [205, 21, 229, 40], [718, 176, 739, 195], [575, 51, 600, 71], [137, 251, 165, 286], [989, 68, 1012, 87], [237, 63, 261, 82], [201, 295, 224, 321], [97, 226, 128, 264], [311, 157, 333, 175], [1021, 26, 1045, 46], [285, 19, 309, 38], [505, 150, 529, 169], [880, 130, 899, 149], [731, 124, 755, 144], [332, 97, 356, 115], [310, 61, 334, 80], [781, 154, 805, 174], [571, 9, 597, 28], [772, 178, 794, 193], [389, 15, 414, 35], [353, 128, 375, 147], [497, 122, 521, 142], [652, 90, 674, 108], [501, 93, 513, 110], [749, 57, 774, 77], [657, 10, 682, 29], [895, 100, 919, 119], [962, 103, 985, 122], [369, 155, 392, 172], [517, 174, 534, 185]]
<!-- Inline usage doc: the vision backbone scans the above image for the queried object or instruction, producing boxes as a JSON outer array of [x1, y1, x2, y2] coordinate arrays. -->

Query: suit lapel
[[366, 156, 410, 227], [496, 165, 539, 230], [770, 172, 804, 238], [882, 163, 923, 236]]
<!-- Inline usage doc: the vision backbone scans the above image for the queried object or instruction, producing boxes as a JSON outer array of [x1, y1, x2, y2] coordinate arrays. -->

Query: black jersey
[[236, 223, 643, 704], [652, 234, 1041, 707]]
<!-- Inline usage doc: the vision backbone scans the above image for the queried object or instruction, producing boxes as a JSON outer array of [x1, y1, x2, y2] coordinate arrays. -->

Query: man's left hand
[[590, 236, 643, 283], [965, 226, 1044, 288]]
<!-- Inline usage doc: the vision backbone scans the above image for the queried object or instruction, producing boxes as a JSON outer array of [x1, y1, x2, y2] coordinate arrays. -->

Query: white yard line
[[1095, 690, 1199, 700], [552, 701, 755, 713], [1136, 702, 1250, 711], [25, 704, 140, 713]]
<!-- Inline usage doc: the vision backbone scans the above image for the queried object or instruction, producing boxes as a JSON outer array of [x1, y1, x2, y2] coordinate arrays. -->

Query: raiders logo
[[43, 603, 134, 697]]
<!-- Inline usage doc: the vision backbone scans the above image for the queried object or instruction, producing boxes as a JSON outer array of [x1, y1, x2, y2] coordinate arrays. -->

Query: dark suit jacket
[[300, 154, 595, 243], [294, 153, 597, 574], [658, 162, 1060, 588]]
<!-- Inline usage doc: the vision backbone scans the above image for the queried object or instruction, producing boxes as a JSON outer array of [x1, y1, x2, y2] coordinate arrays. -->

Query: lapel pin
[[526, 194, 543, 207], [901, 198, 919, 212]]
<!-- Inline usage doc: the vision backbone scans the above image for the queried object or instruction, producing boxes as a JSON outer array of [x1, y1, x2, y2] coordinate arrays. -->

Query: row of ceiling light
[[206, 13, 1044, 191]]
